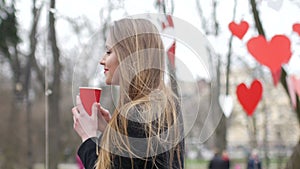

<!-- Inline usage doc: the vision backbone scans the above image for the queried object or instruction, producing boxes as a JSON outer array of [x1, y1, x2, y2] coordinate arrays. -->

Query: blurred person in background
[[222, 150, 230, 169], [247, 149, 262, 169], [208, 149, 230, 169]]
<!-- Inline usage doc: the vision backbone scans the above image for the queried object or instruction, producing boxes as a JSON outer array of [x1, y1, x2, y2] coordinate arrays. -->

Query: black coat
[[78, 107, 185, 169], [78, 138, 184, 169], [208, 155, 230, 169]]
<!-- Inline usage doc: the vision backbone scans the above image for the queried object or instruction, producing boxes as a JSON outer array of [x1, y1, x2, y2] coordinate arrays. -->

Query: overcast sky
[[15, 0, 300, 81]]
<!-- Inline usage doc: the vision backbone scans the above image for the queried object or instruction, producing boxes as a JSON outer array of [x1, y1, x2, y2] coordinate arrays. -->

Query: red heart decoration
[[167, 42, 176, 67], [271, 68, 281, 86], [236, 79, 263, 116], [293, 23, 300, 36], [292, 75, 300, 97], [286, 76, 297, 108], [229, 21, 249, 39], [162, 15, 174, 29], [247, 35, 292, 72]]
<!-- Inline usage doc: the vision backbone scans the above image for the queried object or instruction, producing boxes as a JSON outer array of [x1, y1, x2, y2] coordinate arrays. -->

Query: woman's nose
[[99, 57, 105, 66]]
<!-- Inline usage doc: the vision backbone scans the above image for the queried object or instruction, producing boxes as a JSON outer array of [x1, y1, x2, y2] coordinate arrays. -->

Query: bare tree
[[195, 0, 234, 152], [0, 2, 23, 168], [24, 1, 43, 168], [0, 0, 42, 168], [47, 0, 62, 168]]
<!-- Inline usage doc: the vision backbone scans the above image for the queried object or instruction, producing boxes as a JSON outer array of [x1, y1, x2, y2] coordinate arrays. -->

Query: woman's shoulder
[[116, 104, 147, 136]]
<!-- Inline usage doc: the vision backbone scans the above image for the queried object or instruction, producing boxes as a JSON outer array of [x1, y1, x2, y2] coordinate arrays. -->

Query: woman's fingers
[[73, 115, 76, 128], [96, 104, 111, 122], [72, 107, 80, 128], [76, 95, 86, 115], [72, 107, 80, 118], [72, 106, 97, 142], [100, 106, 110, 115], [73, 115, 76, 122], [72, 101, 110, 134]]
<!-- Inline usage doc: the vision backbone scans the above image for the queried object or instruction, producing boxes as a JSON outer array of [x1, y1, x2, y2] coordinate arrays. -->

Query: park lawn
[[185, 159, 208, 169], [185, 158, 288, 169]]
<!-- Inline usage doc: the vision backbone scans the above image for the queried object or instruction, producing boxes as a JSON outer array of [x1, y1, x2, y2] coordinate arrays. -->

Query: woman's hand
[[72, 96, 111, 142], [96, 103, 111, 132], [72, 96, 98, 142]]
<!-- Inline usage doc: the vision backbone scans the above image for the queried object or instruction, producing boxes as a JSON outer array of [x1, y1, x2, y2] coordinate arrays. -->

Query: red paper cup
[[79, 87, 102, 116]]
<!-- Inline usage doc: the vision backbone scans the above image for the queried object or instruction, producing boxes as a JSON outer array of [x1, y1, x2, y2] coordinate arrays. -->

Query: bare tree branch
[[225, 0, 237, 95], [195, 0, 208, 35], [212, 0, 219, 36], [170, 0, 174, 14], [250, 0, 300, 120], [250, 0, 265, 36], [249, 0, 300, 168], [25, 0, 43, 92]]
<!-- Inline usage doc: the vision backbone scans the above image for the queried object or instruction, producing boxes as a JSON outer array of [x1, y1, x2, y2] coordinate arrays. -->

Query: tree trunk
[[48, 0, 62, 168], [3, 82, 23, 169], [1, 0, 42, 168], [25, 98, 33, 169], [3, 34, 23, 169], [285, 139, 300, 169], [214, 54, 227, 152], [24, 1, 40, 168], [214, 114, 227, 152], [285, 97, 300, 169]]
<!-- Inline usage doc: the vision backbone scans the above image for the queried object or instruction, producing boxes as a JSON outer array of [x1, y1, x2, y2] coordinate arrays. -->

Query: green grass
[[185, 159, 208, 169], [184, 158, 288, 169]]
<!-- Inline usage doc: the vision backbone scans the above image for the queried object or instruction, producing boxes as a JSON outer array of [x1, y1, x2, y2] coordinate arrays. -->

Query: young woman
[[72, 18, 185, 169]]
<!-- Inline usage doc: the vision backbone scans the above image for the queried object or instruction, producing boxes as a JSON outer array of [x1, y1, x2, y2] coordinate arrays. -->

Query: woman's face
[[100, 35, 119, 85]]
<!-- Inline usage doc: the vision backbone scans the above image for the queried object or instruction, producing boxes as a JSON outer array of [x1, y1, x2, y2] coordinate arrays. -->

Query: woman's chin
[[105, 77, 119, 85], [105, 80, 112, 85]]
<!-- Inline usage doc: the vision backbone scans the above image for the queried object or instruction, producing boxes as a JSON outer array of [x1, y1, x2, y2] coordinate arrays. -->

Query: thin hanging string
[[45, 27, 49, 169]]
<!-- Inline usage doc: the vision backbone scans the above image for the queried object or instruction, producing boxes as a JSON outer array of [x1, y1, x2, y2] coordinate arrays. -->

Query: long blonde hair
[[96, 18, 184, 169]]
